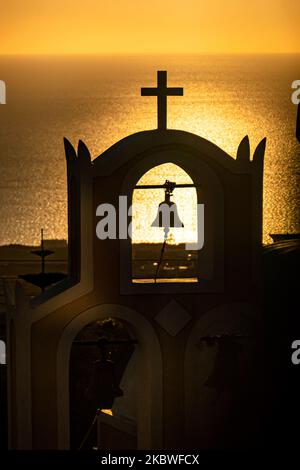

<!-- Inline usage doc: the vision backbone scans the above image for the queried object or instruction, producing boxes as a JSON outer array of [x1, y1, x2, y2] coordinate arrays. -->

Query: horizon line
[[1, 51, 300, 57]]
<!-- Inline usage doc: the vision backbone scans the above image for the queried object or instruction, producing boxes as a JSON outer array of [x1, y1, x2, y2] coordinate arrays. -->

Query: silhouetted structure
[[141, 71, 183, 129], [19, 229, 67, 292], [5, 70, 269, 450], [262, 109, 300, 447]]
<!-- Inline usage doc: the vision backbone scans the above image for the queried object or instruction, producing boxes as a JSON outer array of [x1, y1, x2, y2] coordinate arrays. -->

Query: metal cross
[[141, 71, 183, 130]]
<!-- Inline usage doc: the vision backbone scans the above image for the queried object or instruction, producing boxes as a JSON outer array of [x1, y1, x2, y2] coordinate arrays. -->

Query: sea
[[0, 54, 299, 245]]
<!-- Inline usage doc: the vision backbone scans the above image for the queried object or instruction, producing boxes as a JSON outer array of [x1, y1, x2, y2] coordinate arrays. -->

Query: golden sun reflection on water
[[0, 55, 299, 245]]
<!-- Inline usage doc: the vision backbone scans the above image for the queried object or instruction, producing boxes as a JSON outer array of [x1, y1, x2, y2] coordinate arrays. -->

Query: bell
[[151, 180, 184, 230]]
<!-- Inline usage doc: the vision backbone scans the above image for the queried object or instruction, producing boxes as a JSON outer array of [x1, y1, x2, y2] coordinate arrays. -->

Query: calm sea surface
[[0, 54, 299, 245]]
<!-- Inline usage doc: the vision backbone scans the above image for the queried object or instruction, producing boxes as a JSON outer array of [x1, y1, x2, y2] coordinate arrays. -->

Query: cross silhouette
[[141, 71, 183, 130]]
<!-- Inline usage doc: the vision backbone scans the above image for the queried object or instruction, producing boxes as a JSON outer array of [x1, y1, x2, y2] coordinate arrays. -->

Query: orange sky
[[1, 0, 299, 54]]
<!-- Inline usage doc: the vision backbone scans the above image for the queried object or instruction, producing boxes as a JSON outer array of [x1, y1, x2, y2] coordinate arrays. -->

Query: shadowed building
[[5, 71, 267, 450]]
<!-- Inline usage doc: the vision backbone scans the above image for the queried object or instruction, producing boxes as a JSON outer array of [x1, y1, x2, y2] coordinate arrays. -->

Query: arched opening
[[184, 303, 263, 448], [57, 304, 163, 450], [69, 318, 136, 450], [132, 163, 198, 283]]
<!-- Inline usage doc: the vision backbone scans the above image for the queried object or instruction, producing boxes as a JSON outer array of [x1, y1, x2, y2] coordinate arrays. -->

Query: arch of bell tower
[[56, 303, 163, 449]]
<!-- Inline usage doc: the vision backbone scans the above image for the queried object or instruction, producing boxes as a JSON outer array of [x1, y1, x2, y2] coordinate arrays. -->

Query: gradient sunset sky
[[1, 0, 299, 54]]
